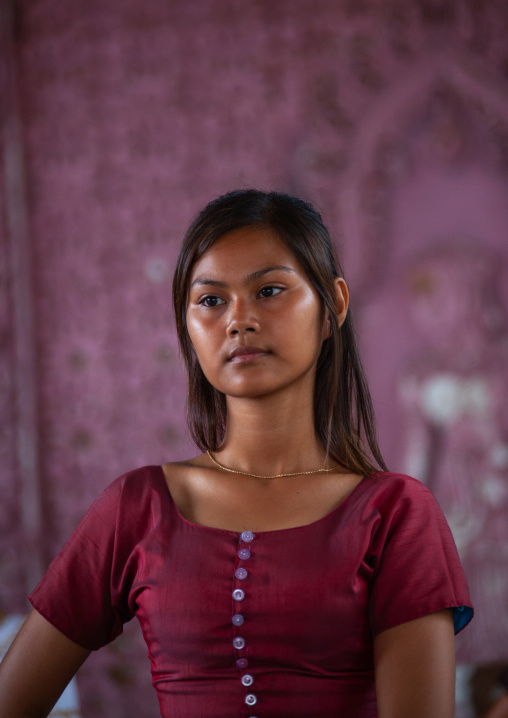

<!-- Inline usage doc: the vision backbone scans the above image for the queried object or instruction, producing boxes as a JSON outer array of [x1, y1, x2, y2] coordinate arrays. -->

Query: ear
[[321, 278, 349, 340], [335, 277, 349, 327]]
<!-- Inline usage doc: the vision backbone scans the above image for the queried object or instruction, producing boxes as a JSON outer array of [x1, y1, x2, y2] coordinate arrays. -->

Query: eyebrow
[[189, 265, 296, 289]]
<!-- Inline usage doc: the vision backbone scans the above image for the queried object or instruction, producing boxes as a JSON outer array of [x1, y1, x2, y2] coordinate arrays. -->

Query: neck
[[215, 384, 331, 476]]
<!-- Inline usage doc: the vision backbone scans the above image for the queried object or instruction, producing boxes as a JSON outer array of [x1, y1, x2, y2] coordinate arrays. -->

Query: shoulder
[[363, 473, 473, 636], [160, 455, 208, 508], [355, 472, 449, 535], [100, 464, 166, 499], [360, 471, 439, 507], [80, 465, 169, 533], [161, 455, 207, 483], [48, 465, 173, 574], [356, 473, 459, 560]]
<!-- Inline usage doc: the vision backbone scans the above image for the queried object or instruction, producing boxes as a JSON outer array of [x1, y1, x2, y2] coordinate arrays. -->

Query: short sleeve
[[367, 475, 473, 637], [29, 468, 155, 650]]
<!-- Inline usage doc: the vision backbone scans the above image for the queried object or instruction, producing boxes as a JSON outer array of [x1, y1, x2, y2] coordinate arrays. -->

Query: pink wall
[[2, 1, 508, 716]]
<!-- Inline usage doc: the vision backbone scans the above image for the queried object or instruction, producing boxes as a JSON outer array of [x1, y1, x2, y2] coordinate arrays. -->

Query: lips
[[228, 346, 269, 363]]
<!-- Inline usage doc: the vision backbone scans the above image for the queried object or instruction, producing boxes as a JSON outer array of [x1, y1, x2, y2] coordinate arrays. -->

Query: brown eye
[[201, 295, 225, 308], [259, 286, 282, 298]]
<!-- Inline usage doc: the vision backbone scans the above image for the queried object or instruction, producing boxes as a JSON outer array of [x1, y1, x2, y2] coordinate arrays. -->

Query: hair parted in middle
[[172, 188, 387, 477]]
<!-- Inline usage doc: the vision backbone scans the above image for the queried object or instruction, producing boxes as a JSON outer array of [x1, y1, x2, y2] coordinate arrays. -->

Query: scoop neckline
[[155, 464, 381, 536]]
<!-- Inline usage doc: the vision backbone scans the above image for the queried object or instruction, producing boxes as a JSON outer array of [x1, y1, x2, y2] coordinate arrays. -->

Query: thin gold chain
[[206, 449, 339, 479]]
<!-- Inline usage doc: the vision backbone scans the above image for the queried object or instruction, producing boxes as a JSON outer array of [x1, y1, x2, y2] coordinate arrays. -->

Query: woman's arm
[[374, 609, 455, 718], [0, 609, 91, 718]]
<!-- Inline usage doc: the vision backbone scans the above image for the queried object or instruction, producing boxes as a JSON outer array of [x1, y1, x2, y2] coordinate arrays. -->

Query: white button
[[238, 548, 251, 560], [241, 674, 254, 687], [235, 568, 248, 580], [241, 531, 255, 542], [236, 658, 248, 669], [245, 694, 257, 706], [232, 614, 244, 626], [232, 589, 245, 601], [233, 636, 246, 649]]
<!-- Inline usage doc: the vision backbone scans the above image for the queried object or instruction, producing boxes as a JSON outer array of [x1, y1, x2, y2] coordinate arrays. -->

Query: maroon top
[[29, 467, 472, 718]]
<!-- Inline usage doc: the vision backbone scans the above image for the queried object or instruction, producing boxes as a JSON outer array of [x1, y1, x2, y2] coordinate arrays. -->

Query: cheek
[[186, 312, 210, 346], [185, 318, 207, 365], [280, 302, 325, 358], [185, 315, 223, 378], [293, 295, 326, 334], [186, 320, 200, 348]]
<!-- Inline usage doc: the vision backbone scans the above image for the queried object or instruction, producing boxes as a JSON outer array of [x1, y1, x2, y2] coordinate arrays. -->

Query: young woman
[[0, 189, 472, 718]]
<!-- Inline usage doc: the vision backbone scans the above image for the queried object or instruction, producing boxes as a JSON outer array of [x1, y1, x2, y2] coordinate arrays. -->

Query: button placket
[[232, 530, 258, 714]]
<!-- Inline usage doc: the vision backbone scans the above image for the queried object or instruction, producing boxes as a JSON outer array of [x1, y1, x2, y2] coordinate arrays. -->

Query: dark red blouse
[[29, 467, 472, 718]]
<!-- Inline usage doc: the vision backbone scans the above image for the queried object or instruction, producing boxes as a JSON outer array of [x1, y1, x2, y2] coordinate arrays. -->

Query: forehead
[[189, 225, 303, 280]]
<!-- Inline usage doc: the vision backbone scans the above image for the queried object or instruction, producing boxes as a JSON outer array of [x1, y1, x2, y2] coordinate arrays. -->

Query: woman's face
[[186, 225, 341, 401]]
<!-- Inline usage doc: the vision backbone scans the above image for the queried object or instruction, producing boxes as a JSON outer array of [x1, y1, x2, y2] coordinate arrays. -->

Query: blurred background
[[1, 0, 508, 716]]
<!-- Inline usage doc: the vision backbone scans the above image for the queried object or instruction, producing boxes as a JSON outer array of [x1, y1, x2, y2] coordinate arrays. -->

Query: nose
[[226, 299, 260, 336]]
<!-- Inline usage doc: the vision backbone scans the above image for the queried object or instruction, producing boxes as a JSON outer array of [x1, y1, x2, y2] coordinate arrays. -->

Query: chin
[[225, 387, 276, 400], [219, 380, 279, 399]]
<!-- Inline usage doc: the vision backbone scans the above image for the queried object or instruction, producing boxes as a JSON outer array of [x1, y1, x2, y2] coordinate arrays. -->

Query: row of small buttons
[[232, 530, 257, 717]]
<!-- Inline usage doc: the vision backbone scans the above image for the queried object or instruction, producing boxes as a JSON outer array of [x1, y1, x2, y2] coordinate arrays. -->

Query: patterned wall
[[2, 1, 508, 716]]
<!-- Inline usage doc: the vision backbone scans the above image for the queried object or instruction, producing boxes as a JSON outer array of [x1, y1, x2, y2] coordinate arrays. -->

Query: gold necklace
[[206, 449, 339, 479]]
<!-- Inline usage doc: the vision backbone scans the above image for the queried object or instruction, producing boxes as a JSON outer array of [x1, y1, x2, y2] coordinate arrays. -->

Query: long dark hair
[[172, 189, 387, 476]]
